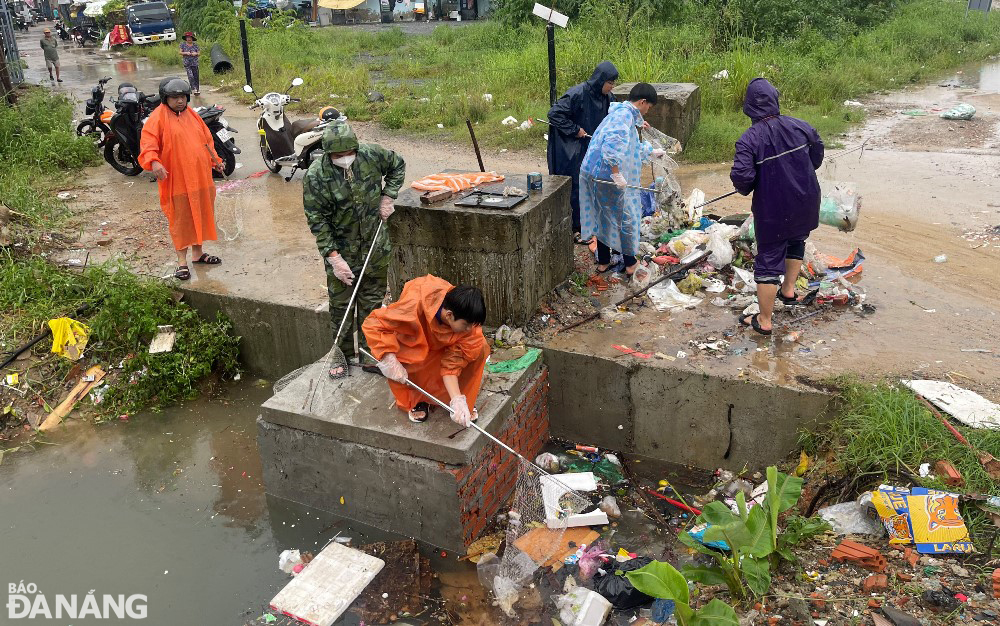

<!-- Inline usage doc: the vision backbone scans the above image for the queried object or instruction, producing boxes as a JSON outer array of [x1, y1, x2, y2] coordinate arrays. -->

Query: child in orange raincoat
[[362, 275, 490, 425], [139, 78, 223, 280]]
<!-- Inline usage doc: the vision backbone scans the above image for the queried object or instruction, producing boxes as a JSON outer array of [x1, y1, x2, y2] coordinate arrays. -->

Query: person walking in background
[[179, 32, 200, 95], [40, 29, 61, 83], [731, 77, 824, 336], [579, 83, 664, 278], [546, 61, 618, 245]]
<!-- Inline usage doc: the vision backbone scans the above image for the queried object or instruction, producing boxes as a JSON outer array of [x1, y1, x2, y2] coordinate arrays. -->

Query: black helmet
[[159, 78, 192, 102], [318, 106, 342, 122]]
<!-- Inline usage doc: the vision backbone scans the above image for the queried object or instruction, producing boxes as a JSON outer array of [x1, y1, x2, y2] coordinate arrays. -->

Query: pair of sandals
[[174, 253, 222, 280], [740, 290, 805, 336], [574, 232, 594, 246]]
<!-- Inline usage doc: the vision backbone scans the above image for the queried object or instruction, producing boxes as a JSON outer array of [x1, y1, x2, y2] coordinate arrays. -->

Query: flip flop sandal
[[574, 233, 593, 246], [174, 265, 191, 280], [408, 402, 429, 423], [193, 253, 222, 265], [778, 291, 803, 305], [739, 313, 772, 336]]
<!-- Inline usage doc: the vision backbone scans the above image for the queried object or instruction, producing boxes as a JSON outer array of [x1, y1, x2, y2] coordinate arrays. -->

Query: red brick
[[904, 547, 919, 568], [868, 599, 881, 609], [992, 568, 1000, 599], [809, 592, 826, 610], [863, 574, 888, 593]]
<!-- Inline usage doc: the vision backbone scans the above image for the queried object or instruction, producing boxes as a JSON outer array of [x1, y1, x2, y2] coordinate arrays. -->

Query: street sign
[[532, 2, 567, 27]]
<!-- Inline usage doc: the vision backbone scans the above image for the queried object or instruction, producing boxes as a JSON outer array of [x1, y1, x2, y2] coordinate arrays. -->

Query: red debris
[[863, 574, 889, 593], [904, 547, 919, 568], [809, 592, 827, 610], [992, 568, 1000, 599], [934, 460, 963, 487], [832, 540, 888, 573]]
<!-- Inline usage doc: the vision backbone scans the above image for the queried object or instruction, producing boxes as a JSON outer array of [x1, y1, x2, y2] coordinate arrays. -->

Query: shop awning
[[318, 0, 366, 9], [83, 0, 111, 16]]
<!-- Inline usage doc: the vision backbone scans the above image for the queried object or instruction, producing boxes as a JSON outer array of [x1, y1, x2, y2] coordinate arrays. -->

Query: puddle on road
[[0, 383, 484, 625], [947, 60, 1000, 91]]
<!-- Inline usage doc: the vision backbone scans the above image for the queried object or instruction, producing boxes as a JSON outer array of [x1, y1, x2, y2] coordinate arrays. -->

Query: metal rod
[[465, 119, 485, 173], [546, 22, 557, 107], [333, 221, 384, 347], [692, 190, 737, 210], [239, 19, 252, 88], [594, 178, 655, 193]]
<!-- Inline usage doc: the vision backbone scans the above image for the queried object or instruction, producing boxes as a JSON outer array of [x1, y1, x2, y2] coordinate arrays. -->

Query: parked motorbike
[[72, 24, 100, 47], [245, 78, 342, 181], [76, 76, 114, 146], [104, 87, 238, 178], [56, 22, 71, 41], [194, 104, 240, 177]]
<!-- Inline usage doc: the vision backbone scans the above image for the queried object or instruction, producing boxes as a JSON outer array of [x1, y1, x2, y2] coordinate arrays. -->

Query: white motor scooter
[[245, 79, 344, 182]]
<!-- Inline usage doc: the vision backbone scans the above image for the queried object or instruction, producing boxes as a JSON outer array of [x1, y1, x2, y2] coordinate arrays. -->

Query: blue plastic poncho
[[578, 101, 653, 257]]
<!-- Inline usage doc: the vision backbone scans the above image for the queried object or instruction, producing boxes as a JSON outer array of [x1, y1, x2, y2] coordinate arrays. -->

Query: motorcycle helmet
[[318, 106, 342, 122], [159, 78, 192, 103]]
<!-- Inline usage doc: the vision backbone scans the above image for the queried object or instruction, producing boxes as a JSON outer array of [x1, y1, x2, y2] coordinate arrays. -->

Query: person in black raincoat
[[546, 61, 619, 243]]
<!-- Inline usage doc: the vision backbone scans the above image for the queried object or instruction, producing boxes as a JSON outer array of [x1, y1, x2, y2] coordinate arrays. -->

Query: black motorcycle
[[76, 76, 113, 146], [72, 24, 100, 47], [103, 89, 159, 176], [104, 94, 238, 178], [195, 104, 240, 178], [56, 22, 71, 41]]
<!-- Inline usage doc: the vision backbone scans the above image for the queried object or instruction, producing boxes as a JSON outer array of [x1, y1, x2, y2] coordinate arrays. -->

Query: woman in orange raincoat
[[362, 275, 490, 425], [139, 78, 223, 280]]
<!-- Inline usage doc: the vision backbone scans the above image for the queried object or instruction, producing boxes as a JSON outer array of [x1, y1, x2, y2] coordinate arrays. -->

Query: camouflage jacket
[[302, 143, 406, 270]]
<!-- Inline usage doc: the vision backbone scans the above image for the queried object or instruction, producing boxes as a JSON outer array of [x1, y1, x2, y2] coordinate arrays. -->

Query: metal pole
[[465, 119, 485, 172], [239, 19, 252, 88], [546, 22, 556, 106]]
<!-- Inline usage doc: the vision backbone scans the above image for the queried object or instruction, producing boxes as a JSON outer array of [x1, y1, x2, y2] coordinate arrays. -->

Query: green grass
[[0, 90, 99, 237], [813, 381, 1000, 548], [141, 0, 1000, 162], [0, 255, 241, 420]]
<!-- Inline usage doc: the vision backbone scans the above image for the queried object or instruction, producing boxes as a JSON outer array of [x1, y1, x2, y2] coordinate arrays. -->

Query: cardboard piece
[[148, 325, 176, 354], [513, 526, 600, 571], [270, 542, 385, 626], [869, 485, 973, 554], [38, 365, 106, 431]]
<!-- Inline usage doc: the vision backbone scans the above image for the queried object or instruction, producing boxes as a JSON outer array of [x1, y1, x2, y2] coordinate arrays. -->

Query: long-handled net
[[272, 221, 384, 396], [357, 348, 592, 616]]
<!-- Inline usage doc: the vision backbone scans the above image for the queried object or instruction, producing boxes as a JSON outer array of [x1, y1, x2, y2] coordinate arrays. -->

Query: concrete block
[[612, 83, 701, 148], [179, 287, 329, 379], [389, 173, 573, 326], [544, 348, 633, 451]]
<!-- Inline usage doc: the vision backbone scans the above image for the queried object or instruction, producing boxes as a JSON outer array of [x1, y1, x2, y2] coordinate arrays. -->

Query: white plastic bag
[[667, 230, 709, 257], [648, 280, 702, 311], [819, 181, 861, 232], [731, 267, 757, 293], [940, 103, 975, 120], [686, 188, 705, 222], [705, 223, 738, 269]]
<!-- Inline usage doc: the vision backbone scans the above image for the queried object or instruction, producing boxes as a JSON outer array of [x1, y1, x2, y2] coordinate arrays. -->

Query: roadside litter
[[940, 103, 976, 120], [902, 380, 1000, 430]]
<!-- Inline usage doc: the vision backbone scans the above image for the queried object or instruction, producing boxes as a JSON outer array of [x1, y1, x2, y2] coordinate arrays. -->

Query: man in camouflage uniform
[[303, 122, 406, 377]]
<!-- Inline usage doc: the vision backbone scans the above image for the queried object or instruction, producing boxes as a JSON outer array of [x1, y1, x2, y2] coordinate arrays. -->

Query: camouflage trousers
[[325, 263, 388, 363]]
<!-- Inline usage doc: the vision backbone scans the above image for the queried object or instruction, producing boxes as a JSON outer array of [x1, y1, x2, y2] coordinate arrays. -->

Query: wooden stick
[[465, 119, 485, 173], [557, 250, 711, 333], [917, 395, 972, 449]]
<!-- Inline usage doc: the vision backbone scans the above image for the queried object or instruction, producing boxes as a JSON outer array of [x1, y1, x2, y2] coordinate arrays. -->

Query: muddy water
[[0, 384, 482, 625]]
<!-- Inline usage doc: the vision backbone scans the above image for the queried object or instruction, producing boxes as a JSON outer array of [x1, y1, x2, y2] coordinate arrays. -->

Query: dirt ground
[[14, 29, 1000, 401]]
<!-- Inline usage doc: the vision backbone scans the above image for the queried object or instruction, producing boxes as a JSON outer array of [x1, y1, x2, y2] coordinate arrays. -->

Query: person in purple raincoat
[[730, 78, 824, 336]]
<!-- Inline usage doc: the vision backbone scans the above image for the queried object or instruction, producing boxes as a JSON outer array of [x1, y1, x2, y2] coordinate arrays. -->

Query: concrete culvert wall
[[211, 43, 234, 74], [543, 347, 834, 471]]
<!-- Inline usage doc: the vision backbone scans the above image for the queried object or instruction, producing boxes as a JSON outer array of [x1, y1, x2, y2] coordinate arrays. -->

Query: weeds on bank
[[0, 254, 241, 421], [0, 90, 99, 238], [806, 380, 1000, 548], [140, 0, 1000, 162]]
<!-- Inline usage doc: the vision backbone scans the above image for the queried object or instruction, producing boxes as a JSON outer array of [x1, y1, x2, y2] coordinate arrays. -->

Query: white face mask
[[330, 154, 356, 169]]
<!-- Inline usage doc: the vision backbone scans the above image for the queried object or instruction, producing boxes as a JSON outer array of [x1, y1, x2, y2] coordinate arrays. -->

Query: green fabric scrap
[[486, 348, 542, 373]]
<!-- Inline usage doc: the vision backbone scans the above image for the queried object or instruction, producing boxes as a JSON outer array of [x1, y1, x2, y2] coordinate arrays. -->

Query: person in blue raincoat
[[730, 78, 824, 336], [546, 61, 619, 244], [579, 83, 664, 277]]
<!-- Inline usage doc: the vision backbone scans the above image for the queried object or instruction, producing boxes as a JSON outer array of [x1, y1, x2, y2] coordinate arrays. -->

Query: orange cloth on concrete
[[138, 104, 219, 250], [362, 275, 490, 413], [409, 171, 505, 193]]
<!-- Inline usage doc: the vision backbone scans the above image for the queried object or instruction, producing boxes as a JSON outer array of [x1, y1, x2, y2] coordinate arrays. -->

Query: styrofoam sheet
[[902, 379, 1000, 430], [541, 472, 609, 529], [270, 542, 385, 626]]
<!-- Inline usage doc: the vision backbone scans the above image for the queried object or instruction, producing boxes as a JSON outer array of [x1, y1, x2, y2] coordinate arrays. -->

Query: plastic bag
[[593, 459, 624, 484], [599, 496, 621, 518], [819, 181, 862, 232], [647, 280, 702, 311], [48, 317, 90, 361], [736, 214, 755, 241], [577, 540, 608, 580], [534, 453, 561, 473], [940, 103, 975, 120], [818, 501, 885, 536], [476, 552, 500, 588], [685, 188, 705, 222], [593, 556, 655, 609], [705, 223, 737, 269], [731, 267, 757, 293], [630, 263, 653, 290], [667, 230, 709, 257]]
